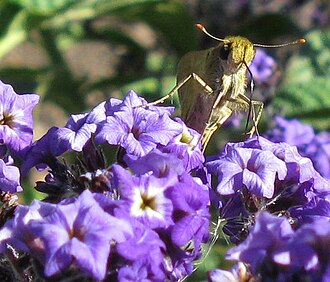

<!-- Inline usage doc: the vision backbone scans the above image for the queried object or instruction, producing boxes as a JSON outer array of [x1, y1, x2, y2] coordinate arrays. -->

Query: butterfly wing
[[177, 49, 220, 133]]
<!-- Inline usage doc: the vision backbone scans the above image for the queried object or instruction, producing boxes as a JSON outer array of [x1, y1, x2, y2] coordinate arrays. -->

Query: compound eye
[[219, 44, 230, 60]]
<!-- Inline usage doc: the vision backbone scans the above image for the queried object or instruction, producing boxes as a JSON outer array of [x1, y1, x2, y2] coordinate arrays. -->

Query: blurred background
[[0, 0, 329, 280]]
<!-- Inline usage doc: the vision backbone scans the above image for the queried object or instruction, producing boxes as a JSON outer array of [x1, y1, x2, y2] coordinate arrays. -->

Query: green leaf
[[94, 0, 165, 12], [9, 0, 80, 14], [0, 2, 22, 37], [0, 67, 46, 78], [0, 10, 29, 60], [0, 67, 47, 92], [39, 0, 166, 29]]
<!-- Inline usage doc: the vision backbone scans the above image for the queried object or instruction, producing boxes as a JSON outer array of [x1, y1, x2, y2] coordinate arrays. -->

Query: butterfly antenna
[[254, 38, 306, 48], [195, 23, 230, 43]]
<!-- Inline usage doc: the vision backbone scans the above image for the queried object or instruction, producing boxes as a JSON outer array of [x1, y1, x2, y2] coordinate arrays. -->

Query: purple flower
[[163, 244, 196, 280], [55, 113, 97, 152], [20, 127, 67, 175], [124, 149, 185, 177], [266, 116, 330, 179], [160, 117, 204, 171], [267, 116, 315, 146], [226, 212, 294, 274], [55, 101, 107, 152], [249, 49, 276, 84], [167, 173, 210, 248], [95, 90, 182, 157], [30, 190, 132, 280], [0, 159, 22, 193], [290, 197, 330, 226], [85, 100, 107, 123], [110, 161, 211, 280], [304, 131, 330, 179], [117, 260, 161, 282], [116, 221, 166, 281], [208, 262, 252, 282], [0, 200, 56, 253], [116, 220, 165, 261], [273, 218, 330, 273], [111, 164, 175, 229], [238, 136, 322, 184], [0, 80, 39, 153], [113, 90, 174, 116], [207, 144, 287, 198], [22, 101, 105, 168]]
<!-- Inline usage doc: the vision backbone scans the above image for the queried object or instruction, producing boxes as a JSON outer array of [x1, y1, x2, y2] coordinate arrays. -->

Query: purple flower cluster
[[111, 165, 210, 281], [0, 86, 209, 281], [21, 90, 204, 175], [206, 136, 330, 281], [0, 79, 329, 281], [226, 212, 330, 282], [0, 190, 132, 280], [209, 212, 330, 282]]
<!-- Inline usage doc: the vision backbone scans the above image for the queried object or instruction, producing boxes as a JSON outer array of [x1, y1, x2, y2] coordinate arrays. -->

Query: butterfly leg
[[202, 105, 232, 151], [141, 73, 213, 107], [245, 100, 264, 137], [235, 93, 264, 137], [201, 124, 218, 152]]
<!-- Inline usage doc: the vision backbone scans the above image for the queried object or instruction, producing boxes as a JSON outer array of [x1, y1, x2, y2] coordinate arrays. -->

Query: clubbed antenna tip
[[195, 23, 227, 42], [195, 23, 204, 31]]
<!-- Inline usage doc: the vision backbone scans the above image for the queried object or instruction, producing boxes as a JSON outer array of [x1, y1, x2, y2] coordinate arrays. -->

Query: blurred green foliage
[[0, 0, 329, 281], [0, 0, 196, 114], [275, 29, 330, 130]]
